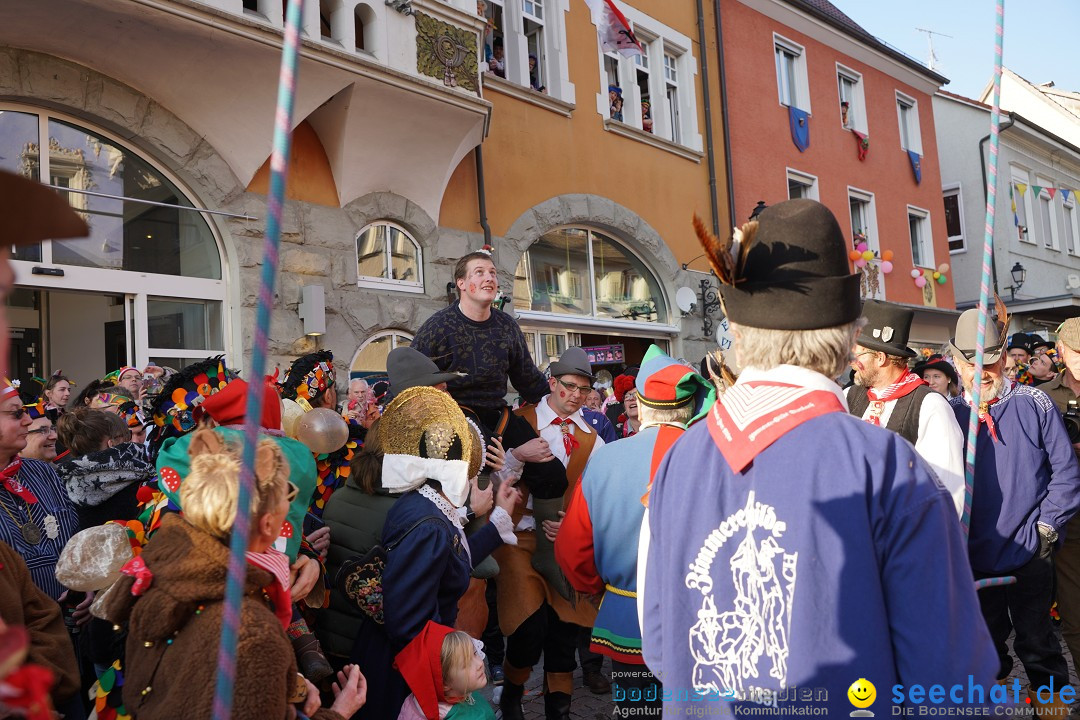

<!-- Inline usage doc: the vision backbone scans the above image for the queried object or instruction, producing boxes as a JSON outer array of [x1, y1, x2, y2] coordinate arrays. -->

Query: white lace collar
[[418, 483, 471, 564]]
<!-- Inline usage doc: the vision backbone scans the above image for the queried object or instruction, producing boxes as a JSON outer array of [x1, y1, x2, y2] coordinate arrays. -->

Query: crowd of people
[[5, 173, 1080, 720]]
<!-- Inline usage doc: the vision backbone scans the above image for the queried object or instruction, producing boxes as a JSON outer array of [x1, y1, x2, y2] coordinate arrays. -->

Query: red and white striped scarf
[[246, 548, 292, 629], [863, 371, 927, 426]]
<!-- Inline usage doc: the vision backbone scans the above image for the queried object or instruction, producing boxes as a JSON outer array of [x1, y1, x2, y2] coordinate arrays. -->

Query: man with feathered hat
[[555, 345, 714, 717], [640, 201, 997, 715], [948, 307, 1080, 708]]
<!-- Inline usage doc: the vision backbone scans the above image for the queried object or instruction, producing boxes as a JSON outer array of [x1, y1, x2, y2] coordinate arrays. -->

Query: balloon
[[296, 407, 349, 454], [937, 275, 947, 285], [854, 258, 867, 268], [881, 261, 893, 274], [933, 271, 941, 279], [848, 250, 861, 261], [938, 263, 950, 273], [856, 242, 868, 252], [882, 250, 894, 262], [862, 250, 875, 261], [910, 269, 921, 279], [915, 277, 927, 288]]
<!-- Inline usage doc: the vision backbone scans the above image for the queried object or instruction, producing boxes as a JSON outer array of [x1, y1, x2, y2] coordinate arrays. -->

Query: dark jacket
[[56, 442, 154, 530], [320, 481, 397, 659], [101, 515, 344, 720]]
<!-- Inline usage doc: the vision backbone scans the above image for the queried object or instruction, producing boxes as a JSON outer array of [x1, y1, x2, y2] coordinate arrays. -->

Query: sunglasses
[[0, 408, 27, 420]]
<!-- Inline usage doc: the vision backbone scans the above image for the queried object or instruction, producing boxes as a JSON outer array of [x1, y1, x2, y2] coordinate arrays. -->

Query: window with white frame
[[664, 52, 680, 145], [896, 92, 922, 154], [482, 0, 570, 101], [596, 13, 700, 151], [787, 169, 818, 200], [1012, 167, 1035, 243], [1065, 193, 1079, 256], [837, 65, 866, 133], [943, 185, 965, 253], [849, 189, 882, 299], [523, 0, 545, 92], [908, 206, 933, 268], [350, 330, 413, 378], [1036, 177, 1059, 250], [355, 222, 424, 292], [774, 35, 809, 111], [635, 34, 653, 133]]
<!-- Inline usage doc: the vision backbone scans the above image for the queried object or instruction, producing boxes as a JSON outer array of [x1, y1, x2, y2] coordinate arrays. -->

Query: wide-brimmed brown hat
[[0, 170, 89, 244]]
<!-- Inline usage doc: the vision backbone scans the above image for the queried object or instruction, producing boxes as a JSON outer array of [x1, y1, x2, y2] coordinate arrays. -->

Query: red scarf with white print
[[863, 371, 927, 426], [245, 548, 292, 629], [708, 381, 845, 473]]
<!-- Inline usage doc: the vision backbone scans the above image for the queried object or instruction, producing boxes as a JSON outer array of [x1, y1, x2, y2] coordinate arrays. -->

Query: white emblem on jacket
[[684, 492, 797, 697]]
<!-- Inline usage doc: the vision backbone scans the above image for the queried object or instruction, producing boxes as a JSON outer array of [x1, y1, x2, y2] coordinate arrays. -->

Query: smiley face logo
[[848, 678, 876, 715]]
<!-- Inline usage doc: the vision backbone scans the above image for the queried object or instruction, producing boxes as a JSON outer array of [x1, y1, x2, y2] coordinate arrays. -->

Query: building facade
[[1, 0, 729, 393], [935, 87, 1080, 333], [719, 0, 955, 347]]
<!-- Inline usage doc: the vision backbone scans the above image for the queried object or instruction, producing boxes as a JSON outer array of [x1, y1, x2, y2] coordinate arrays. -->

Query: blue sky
[[828, 0, 1080, 99]]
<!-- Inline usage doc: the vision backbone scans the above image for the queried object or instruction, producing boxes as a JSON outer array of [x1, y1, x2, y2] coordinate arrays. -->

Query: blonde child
[[395, 622, 495, 720]]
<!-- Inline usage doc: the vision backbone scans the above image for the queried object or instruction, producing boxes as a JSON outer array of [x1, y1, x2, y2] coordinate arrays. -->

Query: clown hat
[[635, 345, 716, 425], [0, 379, 21, 405], [278, 350, 335, 404]]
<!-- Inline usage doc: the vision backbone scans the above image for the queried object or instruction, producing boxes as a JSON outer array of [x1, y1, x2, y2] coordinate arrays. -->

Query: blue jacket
[[582, 407, 618, 444], [950, 382, 1080, 573], [642, 411, 997, 715]]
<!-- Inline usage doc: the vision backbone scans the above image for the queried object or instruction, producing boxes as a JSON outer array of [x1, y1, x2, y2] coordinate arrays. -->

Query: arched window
[[355, 221, 424, 292], [354, 3, 375, 52], [350, 330, 413, 378], [513, 228, 666, 323]]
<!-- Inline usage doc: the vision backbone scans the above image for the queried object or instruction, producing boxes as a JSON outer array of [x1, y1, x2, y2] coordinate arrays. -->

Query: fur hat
[[278, 351, 335, 403]]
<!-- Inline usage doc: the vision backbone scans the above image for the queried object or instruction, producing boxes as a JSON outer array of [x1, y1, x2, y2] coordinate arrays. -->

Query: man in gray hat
[[948, 308, 1080, 708], [494, 346, 607, 720], [846, 299, 965, 516]]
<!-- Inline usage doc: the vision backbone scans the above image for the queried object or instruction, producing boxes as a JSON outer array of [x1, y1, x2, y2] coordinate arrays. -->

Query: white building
[[933, 85, 1080, 334]]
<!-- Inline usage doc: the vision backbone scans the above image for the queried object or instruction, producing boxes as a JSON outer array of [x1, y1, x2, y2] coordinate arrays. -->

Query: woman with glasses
[[0, 379, 79, 600]]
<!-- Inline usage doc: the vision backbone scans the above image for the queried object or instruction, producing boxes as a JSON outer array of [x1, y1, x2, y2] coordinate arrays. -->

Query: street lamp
[[1007, 261, 1026, 301]]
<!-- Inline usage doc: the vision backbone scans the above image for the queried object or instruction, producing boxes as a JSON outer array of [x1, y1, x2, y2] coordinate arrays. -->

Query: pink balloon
[[854, 258, 867, 268], [910, 269, 921, 279], [881, 261, 893, 274], [856, 242, 868, 252], [914, 276, 927, 288]]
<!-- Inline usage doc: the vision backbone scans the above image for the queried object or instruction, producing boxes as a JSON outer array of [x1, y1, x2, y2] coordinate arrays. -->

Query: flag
[[789, 107, 810, 152], [584, 0, 642, 57], [907, 150, 921, 184], [1062, 188, 1073, 204]]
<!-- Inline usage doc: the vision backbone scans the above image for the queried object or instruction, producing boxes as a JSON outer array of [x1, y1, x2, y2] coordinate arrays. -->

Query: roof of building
[[785, 0, 949, 86]]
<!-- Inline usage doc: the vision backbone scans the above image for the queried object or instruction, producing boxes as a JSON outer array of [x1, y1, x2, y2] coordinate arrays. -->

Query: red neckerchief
[[551, 418, 580, 456], [965, 380, 1009, 444], [641, 424, 684, 508], [0, 458, 37, 504], [864, 371, 927, 426], [246, 548, 292, 629], [708, 381, 846, 473]]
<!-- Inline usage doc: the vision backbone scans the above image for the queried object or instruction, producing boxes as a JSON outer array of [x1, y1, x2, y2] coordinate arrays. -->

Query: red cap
[[200, 377, 282, 430], [393, 621, 454, 720]]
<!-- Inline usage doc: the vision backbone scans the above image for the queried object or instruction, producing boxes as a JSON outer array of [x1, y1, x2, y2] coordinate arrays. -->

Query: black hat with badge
[[855, 300, 917, 358], [694, 199, 862, 331]]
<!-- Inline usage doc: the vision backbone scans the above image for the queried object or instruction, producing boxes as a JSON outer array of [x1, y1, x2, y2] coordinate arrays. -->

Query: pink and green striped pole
[[212, 1, 305, 717], [966, 0, 1008, 592]]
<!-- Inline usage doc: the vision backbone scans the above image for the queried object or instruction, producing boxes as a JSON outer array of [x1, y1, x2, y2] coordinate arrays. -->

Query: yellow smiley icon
[[848, 678, 876, 709]]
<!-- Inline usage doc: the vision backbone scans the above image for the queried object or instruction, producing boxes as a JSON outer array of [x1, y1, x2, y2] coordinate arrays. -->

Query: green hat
[[635, 345, 716, 426]]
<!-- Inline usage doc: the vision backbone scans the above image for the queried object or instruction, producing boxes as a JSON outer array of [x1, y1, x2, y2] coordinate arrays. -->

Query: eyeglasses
[[556, 378, 593, 396], [0, 408, 26, 420], [853, 350, 879, 359], [27, 426, 55, 436]]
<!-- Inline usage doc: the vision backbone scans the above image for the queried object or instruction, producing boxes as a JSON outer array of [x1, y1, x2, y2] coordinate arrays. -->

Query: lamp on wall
[[1007, 261, 1026, 301], [299, 285, 326, 336]]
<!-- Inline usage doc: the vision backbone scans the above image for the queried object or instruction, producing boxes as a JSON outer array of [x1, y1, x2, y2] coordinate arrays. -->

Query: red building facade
[[720, 0, 955, 342]]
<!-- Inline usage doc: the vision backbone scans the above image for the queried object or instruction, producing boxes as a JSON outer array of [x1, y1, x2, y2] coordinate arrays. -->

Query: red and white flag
[[584, 0, 642, 57]]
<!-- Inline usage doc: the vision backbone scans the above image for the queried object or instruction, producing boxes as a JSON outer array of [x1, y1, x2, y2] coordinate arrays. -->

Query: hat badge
[[881, 326, 894, 342], [872, 329, 881, 339]]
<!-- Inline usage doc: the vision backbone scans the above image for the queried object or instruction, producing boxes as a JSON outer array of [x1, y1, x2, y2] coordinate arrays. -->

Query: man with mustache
[[948, 308, 1080, 709]]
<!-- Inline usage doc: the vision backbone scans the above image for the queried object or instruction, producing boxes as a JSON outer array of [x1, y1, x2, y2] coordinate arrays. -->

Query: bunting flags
[[1064, 189, 1073, 203], [1012, 182, 1079, 200], [584, 0, 642, 57]]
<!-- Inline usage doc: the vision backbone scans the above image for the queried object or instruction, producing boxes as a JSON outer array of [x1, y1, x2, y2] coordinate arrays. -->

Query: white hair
[[638, 402, 694, 427], [349, 378, 370, 390], [733, 318, 865, 380]]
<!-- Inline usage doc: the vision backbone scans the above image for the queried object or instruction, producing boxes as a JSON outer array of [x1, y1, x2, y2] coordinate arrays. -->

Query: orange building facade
[[720, 0, 957, 345]]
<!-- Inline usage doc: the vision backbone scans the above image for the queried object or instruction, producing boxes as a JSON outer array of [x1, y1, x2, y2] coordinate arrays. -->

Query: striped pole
[[961, 0, 1005, 538], [211, 2, 305, 718]]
